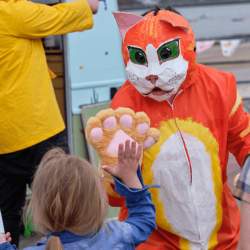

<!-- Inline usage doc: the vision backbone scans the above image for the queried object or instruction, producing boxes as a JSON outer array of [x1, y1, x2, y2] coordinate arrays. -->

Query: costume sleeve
[[106, 178, 156, 246], [227, 74, 250, 166], [11, 0, 93, 38], [0, 243, 16, 250]]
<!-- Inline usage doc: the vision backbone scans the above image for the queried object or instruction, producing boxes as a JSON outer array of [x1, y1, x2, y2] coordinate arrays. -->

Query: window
[[118, 0, 249, 10]]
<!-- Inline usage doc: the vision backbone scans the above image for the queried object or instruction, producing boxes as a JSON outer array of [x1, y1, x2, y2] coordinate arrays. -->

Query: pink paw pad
[[120, 114, 133, 128], [103, 116, 117, 129], [90, 128, 103, 141], [144, 137, 155, 149], [136, 123, 149, 135]]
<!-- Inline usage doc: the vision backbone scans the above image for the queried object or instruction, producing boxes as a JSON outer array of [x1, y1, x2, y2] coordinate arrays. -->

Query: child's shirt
[[0, 178, 156, 250]]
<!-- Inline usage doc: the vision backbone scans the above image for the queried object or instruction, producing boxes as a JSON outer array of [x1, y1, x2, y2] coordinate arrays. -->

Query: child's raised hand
[[0, 232, 11, 244], [102, 140, 142, 189]]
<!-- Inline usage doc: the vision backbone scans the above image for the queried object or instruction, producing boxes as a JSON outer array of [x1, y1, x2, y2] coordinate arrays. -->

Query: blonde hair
[[28, 148, 108, 250]]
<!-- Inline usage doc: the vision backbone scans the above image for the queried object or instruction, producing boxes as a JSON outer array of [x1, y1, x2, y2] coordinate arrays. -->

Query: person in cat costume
[[86, 7, 250, 250]]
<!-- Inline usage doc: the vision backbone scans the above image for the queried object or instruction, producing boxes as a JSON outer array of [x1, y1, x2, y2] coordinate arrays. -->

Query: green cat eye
[[157, 39, 180, 63], [128, 46, 148, 66]]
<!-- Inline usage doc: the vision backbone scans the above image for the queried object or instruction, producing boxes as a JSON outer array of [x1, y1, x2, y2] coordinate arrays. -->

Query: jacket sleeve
[[227, 74, 250, 166], [0, 243, 16, 250], [107, 178, 156, 246], [101, 170, 125, 207], [11, 0, 93, 38]]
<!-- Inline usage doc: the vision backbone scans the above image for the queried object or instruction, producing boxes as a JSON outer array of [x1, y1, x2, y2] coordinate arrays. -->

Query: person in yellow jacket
[[0, 0, 99, 245]]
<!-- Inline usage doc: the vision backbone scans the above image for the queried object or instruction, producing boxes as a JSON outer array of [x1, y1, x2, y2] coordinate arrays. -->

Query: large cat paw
[[85, 107, 160, 165]]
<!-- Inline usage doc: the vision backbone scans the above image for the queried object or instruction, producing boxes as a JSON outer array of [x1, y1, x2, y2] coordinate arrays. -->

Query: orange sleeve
[[227, 74, 250, 166], [111, 81, 138, 110]]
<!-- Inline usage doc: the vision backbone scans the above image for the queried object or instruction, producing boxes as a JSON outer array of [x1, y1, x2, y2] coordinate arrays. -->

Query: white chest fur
[[152, 132, 217, 249]]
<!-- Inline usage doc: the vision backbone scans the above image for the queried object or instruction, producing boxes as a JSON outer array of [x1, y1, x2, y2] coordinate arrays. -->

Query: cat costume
[[86, 8, 250, 250]]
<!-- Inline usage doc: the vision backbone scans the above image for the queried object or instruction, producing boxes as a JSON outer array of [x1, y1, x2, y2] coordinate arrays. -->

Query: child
[[0, 140, 156, 250]]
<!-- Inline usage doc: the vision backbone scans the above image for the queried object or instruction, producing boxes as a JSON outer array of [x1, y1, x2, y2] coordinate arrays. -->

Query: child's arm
[[0, 243, 16, 250], [102, 141, 156, 245]]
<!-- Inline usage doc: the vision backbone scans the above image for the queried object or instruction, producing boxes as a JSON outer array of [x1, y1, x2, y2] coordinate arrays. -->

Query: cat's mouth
[[145, 87, 174, 96]]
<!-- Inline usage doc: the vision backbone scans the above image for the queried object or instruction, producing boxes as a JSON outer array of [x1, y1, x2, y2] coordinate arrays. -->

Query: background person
[[0, 0, 99, 245], [234, 159, 250, 250]]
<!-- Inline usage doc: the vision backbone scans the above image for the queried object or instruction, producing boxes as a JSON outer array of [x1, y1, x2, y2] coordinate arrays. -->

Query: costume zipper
[[168, 90, 193, 185], [168, 91, 202, 242], [168, 91, 202, 241]]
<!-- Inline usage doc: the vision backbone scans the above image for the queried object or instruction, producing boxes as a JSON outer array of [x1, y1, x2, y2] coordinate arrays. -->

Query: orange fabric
[[137, 228, 181, 250], [137, 228, 180, 250], [108, 195, 125, 207], [110, 64, 250, 249]]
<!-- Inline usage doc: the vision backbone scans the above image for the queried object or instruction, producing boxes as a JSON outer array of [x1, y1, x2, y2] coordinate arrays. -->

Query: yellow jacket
[[0, 0, 93, 153]]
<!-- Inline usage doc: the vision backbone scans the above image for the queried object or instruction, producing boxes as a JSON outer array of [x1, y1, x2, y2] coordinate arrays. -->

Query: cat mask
[[113, 10, 196, 102]]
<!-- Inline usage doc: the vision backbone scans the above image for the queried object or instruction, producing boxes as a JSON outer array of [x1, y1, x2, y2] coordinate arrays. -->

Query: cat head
[[113, 10, 196, 102]]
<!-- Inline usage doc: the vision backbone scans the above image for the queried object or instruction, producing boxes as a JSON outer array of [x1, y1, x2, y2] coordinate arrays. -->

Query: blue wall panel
[[65, 0, 126, 114]]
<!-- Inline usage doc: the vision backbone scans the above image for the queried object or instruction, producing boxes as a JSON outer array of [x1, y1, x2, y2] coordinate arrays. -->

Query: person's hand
[[87, 0, 99, 14], [102, 140, 142, 189], [0, 232, 11, 244]]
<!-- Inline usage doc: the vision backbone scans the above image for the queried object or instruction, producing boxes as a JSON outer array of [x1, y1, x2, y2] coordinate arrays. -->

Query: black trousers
[[0, 130, 68, 246]]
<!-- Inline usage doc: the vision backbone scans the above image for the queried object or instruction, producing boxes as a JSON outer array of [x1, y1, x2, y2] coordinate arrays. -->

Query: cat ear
[[113, 12, 143, 40], [159, 11, 190, 32]]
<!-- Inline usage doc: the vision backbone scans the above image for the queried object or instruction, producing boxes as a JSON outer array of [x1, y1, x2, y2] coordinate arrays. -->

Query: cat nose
[[146, 75, 159, 84]]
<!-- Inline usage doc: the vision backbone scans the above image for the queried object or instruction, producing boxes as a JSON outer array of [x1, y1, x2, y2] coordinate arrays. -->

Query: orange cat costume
[[108, 9, 250, 250]]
